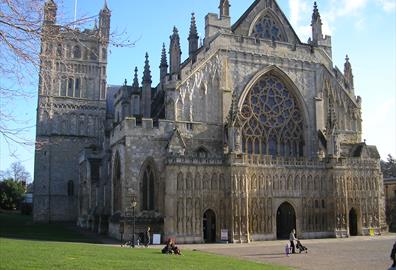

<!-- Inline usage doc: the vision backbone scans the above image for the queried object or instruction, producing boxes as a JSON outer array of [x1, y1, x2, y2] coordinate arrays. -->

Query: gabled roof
[[231, 0, 302, 44], [166, 128, 186, 151], [350, 143, 380, 159]]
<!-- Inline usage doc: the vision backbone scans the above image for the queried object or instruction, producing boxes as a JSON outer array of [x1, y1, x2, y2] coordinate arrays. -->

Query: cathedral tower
[[33, 0, 110, 222]]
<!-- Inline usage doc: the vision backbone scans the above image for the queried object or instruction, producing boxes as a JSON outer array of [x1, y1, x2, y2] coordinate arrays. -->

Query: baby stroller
[[296, 240, 308, 253]]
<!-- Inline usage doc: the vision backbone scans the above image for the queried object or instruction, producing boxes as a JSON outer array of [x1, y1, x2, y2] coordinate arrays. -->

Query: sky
[[0, 0, 395, 179]]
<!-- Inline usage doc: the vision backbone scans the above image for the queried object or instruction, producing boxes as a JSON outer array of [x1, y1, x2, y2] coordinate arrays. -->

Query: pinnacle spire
[[189, 13, 198, 38], [132, 67, 139, 89], [169, 26, 181, 77], [311, 1, 322, 25], [311, 1, 323, 45], [160, 43, 168, 81], [188, 13, 199, 63], [44, 0, 57, 24], [46, 0, 56, 5], [344, 54, 354, 90], [219, 0, 230, 18], [160, 43, 168, 67], [142, 52, 152, 84], [102, 0, 110, 12], [172, 26, 179, 36]]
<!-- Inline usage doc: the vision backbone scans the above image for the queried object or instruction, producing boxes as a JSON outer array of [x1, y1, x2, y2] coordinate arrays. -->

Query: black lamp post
[[131, 197, 137, 248]]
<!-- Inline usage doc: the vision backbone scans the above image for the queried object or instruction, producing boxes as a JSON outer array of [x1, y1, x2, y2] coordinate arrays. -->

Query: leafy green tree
[[381, 154, 396, 178], [0, 179, 25, 210]]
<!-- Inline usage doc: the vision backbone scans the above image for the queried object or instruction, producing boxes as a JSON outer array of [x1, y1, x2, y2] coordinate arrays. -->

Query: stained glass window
[[240, 75, 304, 157], [251, 15, 286, 42]]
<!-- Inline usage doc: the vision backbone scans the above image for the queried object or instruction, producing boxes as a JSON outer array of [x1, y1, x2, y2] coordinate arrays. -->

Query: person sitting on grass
[[162, 238, 173, 254], [171, 240, 181, 255]]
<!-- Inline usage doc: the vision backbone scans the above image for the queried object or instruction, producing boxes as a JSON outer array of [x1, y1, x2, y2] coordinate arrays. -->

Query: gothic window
[[101, 80, 106, 100], [251, 14, 286, 42], [67, 78, 74, 97], [73, 45, 81, 59], [240, 75, 304, 157], [142, 165, 155, 210], [60, 76, 67, 96], [67, 180, 74, 196], [57, 44, 63, 57], [75, 78, 81, 98], [113, 152, 122, 213]]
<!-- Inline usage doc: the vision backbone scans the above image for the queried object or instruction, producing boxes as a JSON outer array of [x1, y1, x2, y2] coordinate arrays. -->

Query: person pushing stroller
[[296, 239, 308, 253]]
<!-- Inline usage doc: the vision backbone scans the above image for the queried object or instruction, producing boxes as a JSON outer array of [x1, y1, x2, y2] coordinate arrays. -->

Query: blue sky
[[1, 0, 395, 178]]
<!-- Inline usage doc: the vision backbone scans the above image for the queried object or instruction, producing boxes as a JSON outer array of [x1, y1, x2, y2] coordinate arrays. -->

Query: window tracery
[[142, 165, 155, 210], [113, 153, 122, 213], [251, 14, 286, 42], [240, 75, 304, 157]]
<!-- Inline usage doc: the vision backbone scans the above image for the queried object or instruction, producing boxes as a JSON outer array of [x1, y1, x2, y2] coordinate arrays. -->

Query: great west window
[[240, 75, 304, 157]]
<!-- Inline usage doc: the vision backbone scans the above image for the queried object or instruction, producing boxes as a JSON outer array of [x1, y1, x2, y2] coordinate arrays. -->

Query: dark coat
[[391, 242, 396, 259]]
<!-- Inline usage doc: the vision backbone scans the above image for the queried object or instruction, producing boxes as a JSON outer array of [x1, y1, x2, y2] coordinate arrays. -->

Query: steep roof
[[232, 0, 302, 44], [350, 143, 380, 159]]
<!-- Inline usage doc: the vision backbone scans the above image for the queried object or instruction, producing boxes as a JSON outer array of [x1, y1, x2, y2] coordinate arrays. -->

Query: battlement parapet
[[110, 117, 174, 145]]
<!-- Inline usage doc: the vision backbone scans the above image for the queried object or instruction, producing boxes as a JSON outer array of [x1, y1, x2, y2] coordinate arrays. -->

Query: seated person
[[171, 241, 181, 255], [161, 238, 173, 254]]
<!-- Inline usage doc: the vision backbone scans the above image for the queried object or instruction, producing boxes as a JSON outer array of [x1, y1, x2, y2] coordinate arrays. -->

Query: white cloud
[[321, 0, 369, 34], [376, 0, 396, 12], [288, 0, 311, 41], [287, 0, 392, 40]]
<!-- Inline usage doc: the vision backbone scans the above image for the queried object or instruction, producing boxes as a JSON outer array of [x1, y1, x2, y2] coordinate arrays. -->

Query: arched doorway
[[276, 202, 296, 239], [349, 208, 358, 236], [203, 209, 216, 243]]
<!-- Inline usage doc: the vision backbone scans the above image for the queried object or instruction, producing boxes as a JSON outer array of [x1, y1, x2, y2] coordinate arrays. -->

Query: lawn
[[0, 213, 292, 270]]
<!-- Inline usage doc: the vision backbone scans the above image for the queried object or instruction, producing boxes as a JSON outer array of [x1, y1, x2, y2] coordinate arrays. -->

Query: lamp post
[[131, 196, 137, 248]]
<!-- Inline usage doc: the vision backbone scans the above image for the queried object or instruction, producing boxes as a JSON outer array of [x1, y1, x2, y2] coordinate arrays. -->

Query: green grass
[[0, 213, 291, 270], [0, 213, 97, 243]]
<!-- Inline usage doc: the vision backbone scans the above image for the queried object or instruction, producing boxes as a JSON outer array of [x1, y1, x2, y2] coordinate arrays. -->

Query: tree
[[0, 179, 26, 210], [0, 0, 135, 148], [380, 154, 396, 178], [0, 161, 31, 184]]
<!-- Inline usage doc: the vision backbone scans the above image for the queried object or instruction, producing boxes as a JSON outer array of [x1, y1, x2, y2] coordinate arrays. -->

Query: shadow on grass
[[0, 212, 100, 243]]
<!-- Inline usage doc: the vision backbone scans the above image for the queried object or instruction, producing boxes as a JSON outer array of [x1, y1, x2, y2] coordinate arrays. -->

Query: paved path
[[180, 235, 396, 270]]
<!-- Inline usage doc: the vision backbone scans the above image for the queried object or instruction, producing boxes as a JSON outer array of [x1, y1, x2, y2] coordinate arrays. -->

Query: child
[[285, 243, 291, 256]]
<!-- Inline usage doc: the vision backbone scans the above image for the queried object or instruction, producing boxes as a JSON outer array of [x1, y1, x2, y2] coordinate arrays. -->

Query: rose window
[[251, 15, 286, 42], [240, 75, 304, 157]]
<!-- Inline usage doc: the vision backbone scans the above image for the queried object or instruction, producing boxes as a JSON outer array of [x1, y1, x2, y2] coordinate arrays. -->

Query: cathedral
[[33, 0, 387, 243]]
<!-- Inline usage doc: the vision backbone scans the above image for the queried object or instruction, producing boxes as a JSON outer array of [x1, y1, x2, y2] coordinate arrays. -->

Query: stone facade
[[33, 0, 109, 222], [384, 177, 396, 231], [34, 0, 386, 243]]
